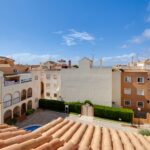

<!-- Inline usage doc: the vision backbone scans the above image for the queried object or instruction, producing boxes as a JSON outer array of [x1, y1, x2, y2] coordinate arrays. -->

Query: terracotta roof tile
[[0, 118, 150, 150]]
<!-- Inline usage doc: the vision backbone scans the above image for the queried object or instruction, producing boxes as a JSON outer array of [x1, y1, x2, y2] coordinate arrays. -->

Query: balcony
[[12, 97, 20, 105], [4, 75, 20, 86], [21, 78, 32, 83], [3, 100, 12, 108], [4, 81, 20, 86]]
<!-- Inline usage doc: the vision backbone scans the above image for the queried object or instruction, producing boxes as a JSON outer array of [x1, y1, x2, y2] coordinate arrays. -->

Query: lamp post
[[65, 105, 69, 114], [137, 107, 141, 128]]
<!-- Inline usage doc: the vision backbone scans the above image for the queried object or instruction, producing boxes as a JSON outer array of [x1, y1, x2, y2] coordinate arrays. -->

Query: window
[[124, 88, 131, 95], [137, 89, 144, 96], [124, 76, 131, 83], [137, 77, 144, 83], [35, 75, 38, 80], [46, 74, 50, 79], [54, 93, 57, 97], [46, 93, 50, 97], [137, 101, 144, 108], [124, 100, 131, 106], [46, 83, 50, 88]]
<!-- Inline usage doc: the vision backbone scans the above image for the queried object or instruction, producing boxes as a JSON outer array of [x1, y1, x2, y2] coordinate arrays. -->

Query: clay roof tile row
[[0, 117, 150, 150]]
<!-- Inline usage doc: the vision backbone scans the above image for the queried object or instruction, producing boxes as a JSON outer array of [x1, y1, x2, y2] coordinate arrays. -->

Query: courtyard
[[15, 108, 147, 134]]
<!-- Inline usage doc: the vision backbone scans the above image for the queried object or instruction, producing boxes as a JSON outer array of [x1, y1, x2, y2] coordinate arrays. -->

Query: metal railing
[[4, 81, 20, 86], [3, 97, 21, 108], [12, 97, 20, 104], [3, 100, 12, 108]]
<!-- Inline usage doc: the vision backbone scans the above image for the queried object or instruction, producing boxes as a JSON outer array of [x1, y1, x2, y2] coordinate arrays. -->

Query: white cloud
[[103, 53, 136, 65], [53, 30, 64, 34], [142, 28, 150, 39], [145, 15, 150, 22], [130, 28, 150, 44], [131, 36, 143, 44], [7, 53, 60, 65], [120, 44, 128, 48], [62, 36, 76, 46], [62, 29, 95, 46], [124, 21, 135, 30]]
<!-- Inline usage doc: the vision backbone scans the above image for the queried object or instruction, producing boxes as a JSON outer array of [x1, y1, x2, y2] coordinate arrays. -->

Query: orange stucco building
[[121, 69, 150, 112]]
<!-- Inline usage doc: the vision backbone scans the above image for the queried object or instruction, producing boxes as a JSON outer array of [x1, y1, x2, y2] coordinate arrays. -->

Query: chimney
[[68, 60, 71, 68]]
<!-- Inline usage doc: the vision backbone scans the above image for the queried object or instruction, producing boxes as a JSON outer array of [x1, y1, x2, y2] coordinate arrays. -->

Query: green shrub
[[26, 109, 35, 116], [94, 105, 133, 122], [39, 99, 65, 112], [84, 100, 93, 106], [65, 101, 82, 114], [39, 99, 133, 122], [139, 129, 150, 136], [6, 118, 17, 125]]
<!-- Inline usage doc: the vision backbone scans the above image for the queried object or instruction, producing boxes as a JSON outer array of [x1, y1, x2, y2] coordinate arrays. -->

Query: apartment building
[[31, 66, 61, 100], [121, 69, 150, 112], [0, 71, 40, 124], [0, 57, 61, 123], [60, 57, 121, 106], [120, 59, 150, 112]]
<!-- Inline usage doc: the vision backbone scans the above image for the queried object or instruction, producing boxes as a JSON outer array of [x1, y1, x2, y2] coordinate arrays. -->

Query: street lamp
[[65, 105, 69, 114]]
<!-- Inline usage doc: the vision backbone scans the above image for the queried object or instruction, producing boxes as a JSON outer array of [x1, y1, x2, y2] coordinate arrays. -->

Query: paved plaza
[[16, 109, 150, 133], [16, 109, 68, 128]]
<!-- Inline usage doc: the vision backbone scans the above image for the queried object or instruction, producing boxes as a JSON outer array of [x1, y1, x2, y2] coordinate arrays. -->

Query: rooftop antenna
[[100, 58, 103, 68], [136, 53, 140, 62], [91, 54, 94, 62], [131, 56, 134, 64]]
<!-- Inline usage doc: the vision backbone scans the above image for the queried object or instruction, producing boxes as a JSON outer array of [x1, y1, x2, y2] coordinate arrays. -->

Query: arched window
[[41, 82, 44, 98], [13, 106, 20, 118], [21, 89, 26, 101], [3, 94, 12, 108], [4, 109, 12, 123], [13, 91, 20, 104], [27, 100, 32, 110], [27, 88, 32, 98], [21, 103, 26, 115]]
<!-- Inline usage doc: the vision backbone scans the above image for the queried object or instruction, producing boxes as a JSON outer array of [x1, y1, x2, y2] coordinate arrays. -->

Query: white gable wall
[[61, 66, 112, 106]]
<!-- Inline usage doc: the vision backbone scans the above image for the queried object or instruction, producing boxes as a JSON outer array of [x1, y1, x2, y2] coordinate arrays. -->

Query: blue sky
[[0, 0, 150, 65]]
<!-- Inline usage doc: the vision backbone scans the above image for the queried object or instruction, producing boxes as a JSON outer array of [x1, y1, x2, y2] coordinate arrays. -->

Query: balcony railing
[[12, 97, 20, 104], [4, 81, 20, 86], [21, 78, 32, 83], [3, 100, 12, 108], [3, 97, 21, 108]]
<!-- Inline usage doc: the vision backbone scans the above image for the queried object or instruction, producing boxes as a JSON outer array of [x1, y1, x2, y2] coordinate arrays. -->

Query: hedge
[[84, 100, 93, 106], [65, 102, 82, 114], [26, 109, 35, 116], [94, 105, 133, 122], [39, 99, 65, 112], [139, 129, 150, 136], [39, 99, 133, 122], [6, 118, 17, 125]]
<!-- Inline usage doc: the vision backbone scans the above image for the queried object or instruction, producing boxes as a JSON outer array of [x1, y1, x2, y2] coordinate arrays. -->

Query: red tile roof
[[0, 118, 150, 150]]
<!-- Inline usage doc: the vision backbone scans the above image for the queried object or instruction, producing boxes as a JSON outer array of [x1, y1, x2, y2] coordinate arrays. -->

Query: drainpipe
[[0, 72, 3, 123]]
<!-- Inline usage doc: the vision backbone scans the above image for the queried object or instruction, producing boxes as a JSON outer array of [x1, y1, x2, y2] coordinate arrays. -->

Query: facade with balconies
[[0, 71, 39, 123]]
